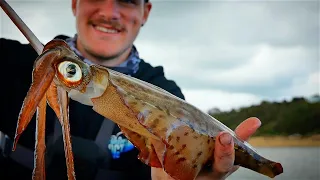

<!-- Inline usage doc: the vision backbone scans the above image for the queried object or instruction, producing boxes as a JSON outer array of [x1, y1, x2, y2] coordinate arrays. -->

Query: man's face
[[72, 0, 152, 60]]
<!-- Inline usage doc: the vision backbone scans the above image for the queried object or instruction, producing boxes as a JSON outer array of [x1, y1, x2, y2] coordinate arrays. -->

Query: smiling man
[[0, 0, 261, 180], [72, 0, 152, 68]]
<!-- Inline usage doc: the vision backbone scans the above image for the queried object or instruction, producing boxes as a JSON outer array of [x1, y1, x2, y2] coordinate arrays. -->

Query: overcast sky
[[1, 0, 319, 112]]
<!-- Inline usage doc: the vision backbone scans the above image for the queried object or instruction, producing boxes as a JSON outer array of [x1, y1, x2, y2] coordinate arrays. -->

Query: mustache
[[89, 18, 125, 31]]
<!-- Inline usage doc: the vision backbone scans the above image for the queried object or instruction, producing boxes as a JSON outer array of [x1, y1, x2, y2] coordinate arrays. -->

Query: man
[[0, 0, 261, 179]]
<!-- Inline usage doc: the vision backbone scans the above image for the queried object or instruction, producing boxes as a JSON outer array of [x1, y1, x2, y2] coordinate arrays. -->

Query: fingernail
[[220, 132, 232, 146]]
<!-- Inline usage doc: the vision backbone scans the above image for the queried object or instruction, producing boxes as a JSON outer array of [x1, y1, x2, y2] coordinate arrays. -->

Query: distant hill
[[208, 94, 320, 136]]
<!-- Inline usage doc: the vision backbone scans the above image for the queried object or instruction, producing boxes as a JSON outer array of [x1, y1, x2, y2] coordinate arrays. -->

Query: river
[[228, 147, 320, 180]]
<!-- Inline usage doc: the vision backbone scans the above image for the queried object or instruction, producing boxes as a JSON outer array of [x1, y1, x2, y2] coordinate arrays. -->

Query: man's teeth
[[95, 26, 118, 33]]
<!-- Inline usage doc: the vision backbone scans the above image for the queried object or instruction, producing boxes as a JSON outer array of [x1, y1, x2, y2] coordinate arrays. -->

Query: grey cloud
[[1, 0, 318, 110], [170, 72, 311, 99], [139, 1, 319, 48], [171, 68, 318, 99], [1, 1, 75, 43], [158, 45, 318, 98], [137, 1, 319, 100], [2, 0, 318, 49]]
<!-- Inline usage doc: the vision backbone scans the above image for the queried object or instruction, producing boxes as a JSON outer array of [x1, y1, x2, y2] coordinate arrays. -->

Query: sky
[[1, 0, 319, 113]]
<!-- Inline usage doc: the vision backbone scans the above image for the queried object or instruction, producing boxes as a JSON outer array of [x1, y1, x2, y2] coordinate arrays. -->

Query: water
[[228, 147, 320, 180]]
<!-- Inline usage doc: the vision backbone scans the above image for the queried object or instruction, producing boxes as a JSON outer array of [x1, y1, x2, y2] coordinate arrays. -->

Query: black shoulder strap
[[52, 118, 62, 142], [52, 117, 115, 149], [50, 117, 115, 168], [95, 118, 115, 150]]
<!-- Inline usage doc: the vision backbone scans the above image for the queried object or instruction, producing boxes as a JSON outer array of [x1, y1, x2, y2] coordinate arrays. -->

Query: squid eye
[[58, 61, 82, 82]]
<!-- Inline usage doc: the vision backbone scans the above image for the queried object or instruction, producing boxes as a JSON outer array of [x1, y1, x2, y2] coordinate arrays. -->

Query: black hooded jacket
[[0, 35, 185, 180]]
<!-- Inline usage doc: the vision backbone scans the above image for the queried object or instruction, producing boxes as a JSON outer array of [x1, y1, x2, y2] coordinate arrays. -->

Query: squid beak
[[12, 50, 58, 150]]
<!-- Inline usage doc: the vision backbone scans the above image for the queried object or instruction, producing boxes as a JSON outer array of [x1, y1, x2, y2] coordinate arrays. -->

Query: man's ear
[[142, 2, 152, 26], [71, 0, 77, 16]]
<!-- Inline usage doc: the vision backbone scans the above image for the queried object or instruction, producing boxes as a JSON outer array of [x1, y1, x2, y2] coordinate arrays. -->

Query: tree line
[[208, 94, 320, 136]]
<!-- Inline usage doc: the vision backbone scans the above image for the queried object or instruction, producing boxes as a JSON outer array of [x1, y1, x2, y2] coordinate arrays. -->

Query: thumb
[[235, 117, 261, 141], [211, 131, 235, 179]]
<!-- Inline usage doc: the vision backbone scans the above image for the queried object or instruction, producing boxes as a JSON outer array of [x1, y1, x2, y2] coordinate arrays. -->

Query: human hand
[[196, 117, 262, 180]]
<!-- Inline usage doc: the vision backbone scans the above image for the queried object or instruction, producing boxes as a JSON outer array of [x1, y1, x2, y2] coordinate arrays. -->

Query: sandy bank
[[247, 134, 320, 147]]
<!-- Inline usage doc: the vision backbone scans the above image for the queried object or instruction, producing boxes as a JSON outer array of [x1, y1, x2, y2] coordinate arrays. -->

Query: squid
[[1, 1, 283, 180]]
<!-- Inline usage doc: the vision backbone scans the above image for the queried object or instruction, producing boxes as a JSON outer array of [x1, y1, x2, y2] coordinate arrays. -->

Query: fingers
[[235, 117, 261, 141], [209, 117, 261, 179], [210, 131, 235, 179]]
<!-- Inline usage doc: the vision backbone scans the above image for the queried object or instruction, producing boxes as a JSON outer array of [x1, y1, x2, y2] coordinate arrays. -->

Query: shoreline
[[247, 135, 320, 147]]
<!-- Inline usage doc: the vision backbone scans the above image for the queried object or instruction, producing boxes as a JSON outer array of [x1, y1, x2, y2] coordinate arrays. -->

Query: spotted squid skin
[[112, 79, 282, 179], [89, 65, 283, 179], [90, 67, 215, 179], [118, 125, 163, 168], [117, 88, 216, 180]]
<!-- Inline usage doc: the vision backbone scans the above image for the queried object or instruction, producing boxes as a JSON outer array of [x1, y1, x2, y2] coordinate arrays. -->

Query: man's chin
[[83, 40, 132, 62], [88, 44, 122, 55], [86, 49, 123, 61]]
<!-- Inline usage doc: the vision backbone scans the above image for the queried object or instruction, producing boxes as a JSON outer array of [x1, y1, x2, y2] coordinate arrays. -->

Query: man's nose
[[98, 0, 121, 20]]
